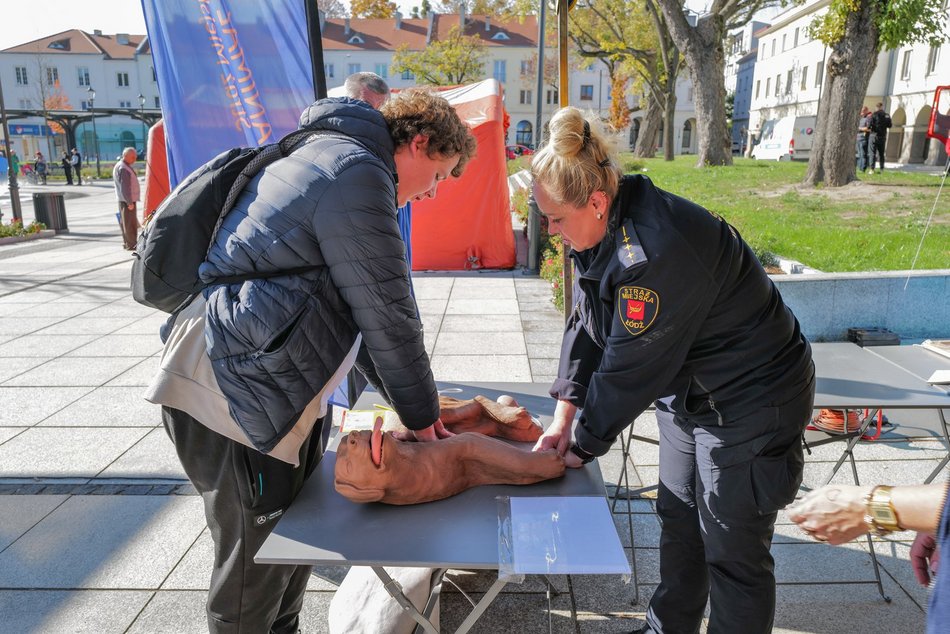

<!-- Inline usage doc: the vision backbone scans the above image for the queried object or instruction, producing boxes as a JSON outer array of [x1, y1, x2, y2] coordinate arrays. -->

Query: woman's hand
[[533, 400, 575, 455], [910, 532, 939, 586], [786, 485, 874, 545]]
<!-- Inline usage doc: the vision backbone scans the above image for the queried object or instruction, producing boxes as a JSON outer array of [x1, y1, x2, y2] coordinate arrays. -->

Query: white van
[[751, 116, 817, 161]]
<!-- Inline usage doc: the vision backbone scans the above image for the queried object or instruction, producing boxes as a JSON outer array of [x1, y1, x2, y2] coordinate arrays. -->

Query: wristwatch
[[864, 485, 902, 536], [569, 443, 596, 465]]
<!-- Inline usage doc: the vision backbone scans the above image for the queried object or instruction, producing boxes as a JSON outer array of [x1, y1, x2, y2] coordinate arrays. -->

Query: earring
[[596, 213, 603, 220]]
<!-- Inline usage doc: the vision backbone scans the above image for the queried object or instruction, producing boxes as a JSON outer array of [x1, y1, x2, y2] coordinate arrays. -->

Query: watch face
[[872, 508, 892, 520]]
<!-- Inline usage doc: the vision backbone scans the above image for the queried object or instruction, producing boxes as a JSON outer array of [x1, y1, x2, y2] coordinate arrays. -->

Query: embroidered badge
[[617, 286, 659, 336]]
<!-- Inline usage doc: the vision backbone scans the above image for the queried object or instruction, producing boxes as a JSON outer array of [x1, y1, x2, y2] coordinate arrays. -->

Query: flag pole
[[305, 0, 328, 100]]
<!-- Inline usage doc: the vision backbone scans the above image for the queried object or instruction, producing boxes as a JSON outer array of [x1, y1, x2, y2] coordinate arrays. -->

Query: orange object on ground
[[143, 120, 170, 221]]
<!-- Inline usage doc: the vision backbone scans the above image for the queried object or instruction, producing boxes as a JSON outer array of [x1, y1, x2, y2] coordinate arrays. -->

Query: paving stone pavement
[[0, 181, 943, 632]]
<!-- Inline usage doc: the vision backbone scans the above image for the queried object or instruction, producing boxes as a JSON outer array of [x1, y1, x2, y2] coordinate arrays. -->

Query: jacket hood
[[298, 97, 395, 173]]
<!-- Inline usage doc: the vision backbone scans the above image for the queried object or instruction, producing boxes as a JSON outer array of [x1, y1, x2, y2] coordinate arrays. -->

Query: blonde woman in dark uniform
[[531, 107, 814, 634]]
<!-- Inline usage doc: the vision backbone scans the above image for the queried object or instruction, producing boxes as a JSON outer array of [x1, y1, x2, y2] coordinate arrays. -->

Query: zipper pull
[[709, 397, 724, 426]]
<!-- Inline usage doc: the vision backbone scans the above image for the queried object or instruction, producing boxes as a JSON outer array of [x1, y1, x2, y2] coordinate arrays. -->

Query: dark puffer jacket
[[198, 98, 439, 453]]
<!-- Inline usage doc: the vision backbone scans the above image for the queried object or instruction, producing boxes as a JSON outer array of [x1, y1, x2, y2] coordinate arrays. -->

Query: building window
[[793, 27, 799, 47], [800, 65, 808, 90], [77, 67, 90, 87], [781, 34, 786, 51], [401, 69, 414, 80], [80, 100, 89, 110], [151, 66, 157, 81], [374, 63, 388, 79], [785, 70, 793, 95], [19, 99, 32, 109], [682, 120, 692, 149], [580, 85, 594, 101], [520, 59, 532, 75], [755, 80, 760, 99], [15, 66, 28, 85], [546, 89, 558, 105], [516, 120, 533, 145], [815, 62, 823, 87], [46, 66, 59, 86], [770, 39, 775, 56], [765, 77, 771, 97], [325, 63, 334, 78], [117, 72, 129, 87], [519, 90, 532, 105], [927, 46, 939, 75], [493, 60, 506, 83], [774, 74, 780, 97], [347, 63, 361, 75], [900, 50, 911, 80], [119, 100, 131, 108], [154, 96, 160, 108]]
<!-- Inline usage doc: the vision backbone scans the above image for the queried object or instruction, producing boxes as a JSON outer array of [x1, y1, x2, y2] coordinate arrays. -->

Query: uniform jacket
[[199, 98, 439, 453], [552, 175, 813, 456]]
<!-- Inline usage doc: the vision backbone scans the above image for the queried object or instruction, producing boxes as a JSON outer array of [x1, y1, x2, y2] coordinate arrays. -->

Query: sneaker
[[867, 169, 874, 174]]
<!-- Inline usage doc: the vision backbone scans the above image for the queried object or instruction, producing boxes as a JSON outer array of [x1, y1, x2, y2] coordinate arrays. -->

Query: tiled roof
[[322, 14, 538, 51], [2, 30, 146, 59]]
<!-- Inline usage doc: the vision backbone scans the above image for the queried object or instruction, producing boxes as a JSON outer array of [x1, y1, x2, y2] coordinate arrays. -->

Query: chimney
[[485, 16, 490, 31], [395, 11, 402, 29], [426, 12, 436, 43], [93, 29, 103, 36], [116, 33, 129, 45], [344, 17, 351, 35]]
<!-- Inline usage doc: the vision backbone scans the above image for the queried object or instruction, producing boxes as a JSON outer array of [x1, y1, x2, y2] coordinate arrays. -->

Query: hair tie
[[583, 120, 591, 145]]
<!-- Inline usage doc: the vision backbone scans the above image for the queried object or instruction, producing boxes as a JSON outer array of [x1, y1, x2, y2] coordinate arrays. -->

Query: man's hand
[[411, 419, 454, 442], [910, 532, 939, 586], [787, 485, 873, 544]]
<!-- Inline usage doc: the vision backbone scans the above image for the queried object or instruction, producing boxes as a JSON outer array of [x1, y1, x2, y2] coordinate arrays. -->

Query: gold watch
[[864, 485, 902, 535]]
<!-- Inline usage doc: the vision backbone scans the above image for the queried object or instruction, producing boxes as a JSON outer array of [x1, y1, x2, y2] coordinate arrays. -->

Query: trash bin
[[32, 192, 68, 233]]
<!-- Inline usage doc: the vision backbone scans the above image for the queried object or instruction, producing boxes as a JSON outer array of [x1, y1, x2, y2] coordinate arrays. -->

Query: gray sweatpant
[[162, 406, 328, 634]]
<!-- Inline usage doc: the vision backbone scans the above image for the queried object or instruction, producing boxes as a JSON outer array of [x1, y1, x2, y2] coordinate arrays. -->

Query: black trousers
[[869, 133, 886, 170], [162, 406, 327, 634], [645, 378, 815, 634]]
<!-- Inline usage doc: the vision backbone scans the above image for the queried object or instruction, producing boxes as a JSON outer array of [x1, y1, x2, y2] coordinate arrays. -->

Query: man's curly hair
[[381, 88, 477, 177]]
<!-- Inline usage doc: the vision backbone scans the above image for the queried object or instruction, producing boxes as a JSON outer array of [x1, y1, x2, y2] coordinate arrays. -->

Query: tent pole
[[305, 0, 328, 100]]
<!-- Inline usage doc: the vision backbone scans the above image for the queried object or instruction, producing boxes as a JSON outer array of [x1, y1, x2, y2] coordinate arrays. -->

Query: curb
[[0, 229, 56, 246]]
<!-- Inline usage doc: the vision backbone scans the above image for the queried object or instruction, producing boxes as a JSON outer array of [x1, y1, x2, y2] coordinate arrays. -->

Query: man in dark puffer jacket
[[161, 91, 476, 633]]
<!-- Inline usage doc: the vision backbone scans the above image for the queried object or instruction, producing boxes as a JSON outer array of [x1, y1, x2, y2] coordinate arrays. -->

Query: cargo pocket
[[750, 436, 804, 514]]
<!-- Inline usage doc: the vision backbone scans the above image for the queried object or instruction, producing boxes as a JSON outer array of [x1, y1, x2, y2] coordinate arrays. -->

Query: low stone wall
[[772, 270, 950, 342]]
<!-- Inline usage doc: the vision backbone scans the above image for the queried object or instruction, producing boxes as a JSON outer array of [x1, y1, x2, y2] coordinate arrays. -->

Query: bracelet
[[569, 443, 596, 464]]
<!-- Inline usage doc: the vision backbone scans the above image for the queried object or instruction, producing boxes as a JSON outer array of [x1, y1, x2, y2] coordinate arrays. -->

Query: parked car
[[505, 144, 535, 160], [751, 116, 816, 161]]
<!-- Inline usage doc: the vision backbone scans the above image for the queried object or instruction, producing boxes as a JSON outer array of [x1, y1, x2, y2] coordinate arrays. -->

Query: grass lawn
[[617, 155, 949, 272]]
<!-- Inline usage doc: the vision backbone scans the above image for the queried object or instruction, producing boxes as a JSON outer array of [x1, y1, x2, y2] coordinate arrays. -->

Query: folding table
[[255, 382, 629, 634]]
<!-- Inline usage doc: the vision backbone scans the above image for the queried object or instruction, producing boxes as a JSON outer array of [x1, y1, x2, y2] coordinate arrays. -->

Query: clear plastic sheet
[[497, 496, 631, 582]]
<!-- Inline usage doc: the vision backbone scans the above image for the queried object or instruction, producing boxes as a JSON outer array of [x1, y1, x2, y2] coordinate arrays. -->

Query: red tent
[[140, 79, 515, 269], [409, 80, 515, 270]]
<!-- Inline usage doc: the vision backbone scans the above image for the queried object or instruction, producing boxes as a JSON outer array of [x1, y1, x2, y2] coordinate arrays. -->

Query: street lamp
[[86, 86, 100, 178], [138, 93, 146, 155]]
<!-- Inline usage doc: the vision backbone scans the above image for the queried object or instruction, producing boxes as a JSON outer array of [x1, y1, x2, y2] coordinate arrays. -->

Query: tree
[[350, 0, 396, 18], [804, 0, 947, 187], [391, 25, 486, 85], [317, 0, 348, 18], [608, 73, 631, 133], [44, 81, 72, 135], [570, 0, 681, 160], [421, 0, 433, 16], [652, 0, 774, 167]]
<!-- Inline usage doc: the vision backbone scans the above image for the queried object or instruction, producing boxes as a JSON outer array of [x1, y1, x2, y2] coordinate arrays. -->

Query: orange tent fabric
[[410, 80, 515, 270], [142, 120, 169, 221]]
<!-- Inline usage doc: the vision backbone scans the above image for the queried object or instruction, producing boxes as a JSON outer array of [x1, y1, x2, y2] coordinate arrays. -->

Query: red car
[[505, 144, 535, 160]]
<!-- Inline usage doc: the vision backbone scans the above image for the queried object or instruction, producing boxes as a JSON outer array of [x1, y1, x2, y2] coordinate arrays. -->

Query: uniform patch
[[618, 286, 659, 336]]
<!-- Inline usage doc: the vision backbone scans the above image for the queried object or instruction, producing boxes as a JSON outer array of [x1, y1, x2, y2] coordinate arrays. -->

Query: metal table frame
[[255, 382, 621, 634]]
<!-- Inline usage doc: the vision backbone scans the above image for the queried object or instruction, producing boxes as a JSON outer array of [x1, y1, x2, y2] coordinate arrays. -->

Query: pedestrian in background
[[868, 102, 892, 173], [71, 148, 83, 185], [113, 147, 140, 251], [857, 106, 871, 173], [34, 152, 48, 185], [10, 150, 20, 180], [61, 151, 74, 185]]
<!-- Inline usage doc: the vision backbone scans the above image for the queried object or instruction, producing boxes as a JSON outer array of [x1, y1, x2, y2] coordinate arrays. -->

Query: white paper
[[507, 497, 631, 576]]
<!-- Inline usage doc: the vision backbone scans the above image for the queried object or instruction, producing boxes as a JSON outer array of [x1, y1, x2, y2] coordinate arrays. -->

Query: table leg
[[453, 575, 509, 634], [925, 409, 950, 484], [373, 566, 441, 634]]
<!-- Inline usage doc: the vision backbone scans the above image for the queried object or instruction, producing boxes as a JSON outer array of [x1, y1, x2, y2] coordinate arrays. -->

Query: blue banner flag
[[141, 0, 314, 187]]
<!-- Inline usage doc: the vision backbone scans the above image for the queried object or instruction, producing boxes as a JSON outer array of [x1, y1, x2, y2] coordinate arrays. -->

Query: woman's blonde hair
[[530, 107, 621, 207], [381, 88, 477, 177]]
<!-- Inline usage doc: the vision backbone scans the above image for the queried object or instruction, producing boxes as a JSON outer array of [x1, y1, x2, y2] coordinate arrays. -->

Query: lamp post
[[137, 93, 146, 155], [86, 86, 100, 178]]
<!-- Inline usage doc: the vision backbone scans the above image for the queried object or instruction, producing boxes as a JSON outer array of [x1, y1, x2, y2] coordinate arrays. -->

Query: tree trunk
[[654, 1, 732, 167], [804, 1, 880, 187], [634, 95, 662, 158], [663, 90, 676, 161]]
